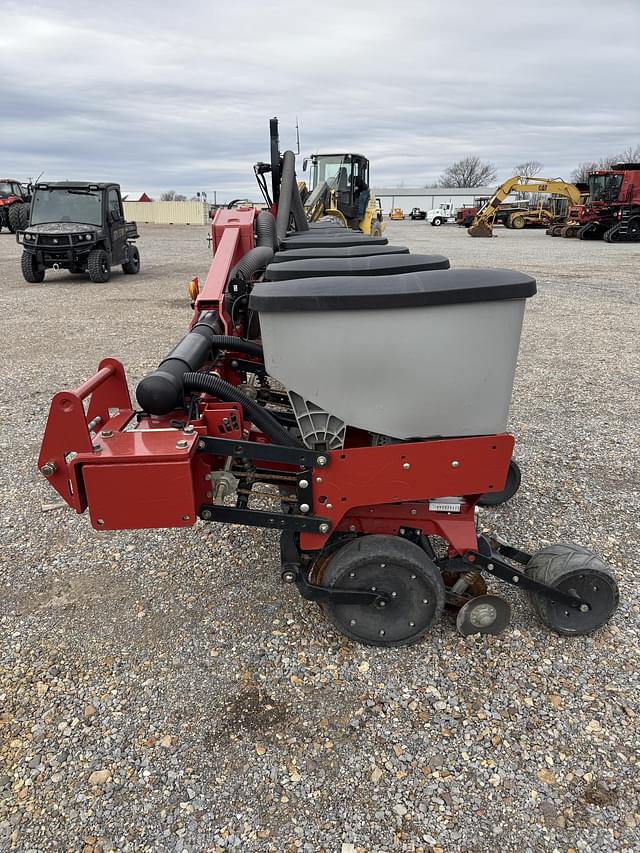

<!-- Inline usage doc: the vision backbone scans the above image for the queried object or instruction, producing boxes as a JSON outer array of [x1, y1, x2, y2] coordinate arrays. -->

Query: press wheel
[[315, 535, 445, 647], [526, 544, 619, 636], [456, 594, 511, 636]]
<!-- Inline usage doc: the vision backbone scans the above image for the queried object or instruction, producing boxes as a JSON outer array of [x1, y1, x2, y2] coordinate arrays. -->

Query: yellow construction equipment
[[467, 177, 584, 237], [301, 153, 383, 236], [389, 207, 405, 220]]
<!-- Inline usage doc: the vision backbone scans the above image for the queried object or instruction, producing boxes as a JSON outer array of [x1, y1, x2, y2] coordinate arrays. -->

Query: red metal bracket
[[38, 358, 132, 512], [299, 434, 514, 551]]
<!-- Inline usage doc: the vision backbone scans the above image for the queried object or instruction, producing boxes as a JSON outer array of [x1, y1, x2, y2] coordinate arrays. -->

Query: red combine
[[571, 163, 640, 242], [36, 120, 618, 645], [0, 178, 31, 232]]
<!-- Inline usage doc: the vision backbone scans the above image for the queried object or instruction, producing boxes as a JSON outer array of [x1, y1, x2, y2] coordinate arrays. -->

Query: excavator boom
[[468, 177, 583, 237]]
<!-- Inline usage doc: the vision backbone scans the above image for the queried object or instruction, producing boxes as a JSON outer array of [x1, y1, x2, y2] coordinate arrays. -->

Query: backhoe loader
[[467, 177, 583, 237]]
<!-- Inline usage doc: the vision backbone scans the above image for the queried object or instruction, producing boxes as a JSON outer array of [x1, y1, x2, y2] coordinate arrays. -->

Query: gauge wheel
[[477, 460, 522, 507], [314, 535, 445, 647], [526, 544, 619, 636]]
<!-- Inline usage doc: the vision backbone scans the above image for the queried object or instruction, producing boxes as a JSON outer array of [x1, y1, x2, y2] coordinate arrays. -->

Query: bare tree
[[616, 144, 640, 163], [571, 156, 618, 184], [160, 190, 187, 202], [438, 156, 497, 188], [514, 160, 543, 177]]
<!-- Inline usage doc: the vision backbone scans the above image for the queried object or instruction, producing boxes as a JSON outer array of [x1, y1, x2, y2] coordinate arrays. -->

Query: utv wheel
[[18, 204, 30, 230], [122, 245, 140, 274], [477, 459, 522, 507], [21, 252, 45, 283], [7, 205, 20, 232], [314, 534, 445, 647], [87, 248, 111, 283], [526, 544, 618, 636]]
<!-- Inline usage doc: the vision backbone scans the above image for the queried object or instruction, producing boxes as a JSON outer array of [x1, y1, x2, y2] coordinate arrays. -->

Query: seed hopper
[[37, 122, 618, 645]]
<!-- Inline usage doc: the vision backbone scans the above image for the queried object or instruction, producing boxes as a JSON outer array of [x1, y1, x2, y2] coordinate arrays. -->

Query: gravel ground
[[1, 222, 639, 853]]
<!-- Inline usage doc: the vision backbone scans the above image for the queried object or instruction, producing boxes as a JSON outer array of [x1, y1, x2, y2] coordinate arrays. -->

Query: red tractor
[[36, 120, 619, 646], [571, 163, 640, 242], [0, 178, 31, 233]]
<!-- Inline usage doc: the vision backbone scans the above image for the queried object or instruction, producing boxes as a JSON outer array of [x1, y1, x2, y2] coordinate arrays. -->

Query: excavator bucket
[[467, 222, 493, 238]]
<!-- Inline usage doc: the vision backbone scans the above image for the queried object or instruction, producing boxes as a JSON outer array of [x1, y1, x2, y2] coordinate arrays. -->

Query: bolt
[[378, 600, 386, 608], [319, 523, 330, 534], [298, 479, 309, 489], [230, 360, 239, 369], [379, 629, 386, 637], [403, 462, 410, 470], [198, 439, 206, 450], [40, 461, 57, 477], [326, 503, 333, 510], [176, 439, 189, 449], [316, 477, 323, 484], [579, 603, 589, 613], [409, 621, 416, 627], [92, 443, 102, 453], [371, 586, 377, 591], [391, 591, 397, 598], [102, 429, 113, 439], [201, 509, 212, 520], [410, 574, 417, 580], [410, 509, 417, 515], [96, 518, 105, 526], [349, 619, 357, 626], [349, 525, 357, 532], [422, 598, 429, 604], [316, 455, 328, 467], [487, 563, 494, 571], [512, 575, 519, 583], [451, 460, 460, 468], [282, 570, 296, 584], [299, 503, 310, 514], [182, 515, 191, 521], [183, 424, 195, 434]]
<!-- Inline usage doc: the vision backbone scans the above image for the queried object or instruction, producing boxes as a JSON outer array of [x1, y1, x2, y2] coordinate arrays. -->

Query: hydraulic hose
[[275, 150, 296, 245], [208, 336, 263, 359], [229, 245, 274, 281], [183, 372, 300, 447], [255, 210, 277, 250]]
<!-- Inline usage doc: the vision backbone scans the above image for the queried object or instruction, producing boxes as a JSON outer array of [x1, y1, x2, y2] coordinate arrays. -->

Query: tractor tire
[[603, 225, 621, 243], [7, 204, 21, 233], [18, 204, 30, 229], [561, 224, 578, 238], [627, 216, 640, 241], [510, 215, 526, 229], [431, 217, 443, 226], [21, 252, 45, 283], [122, 245, 141, 274], [503, 217, 512, 229], [87, 248, 111, 283]]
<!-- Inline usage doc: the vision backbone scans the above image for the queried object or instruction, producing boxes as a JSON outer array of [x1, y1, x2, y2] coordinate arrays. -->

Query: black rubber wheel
[[18, 204, 30, 230], [477, 459, 522, 507], [21, 252, 45, 283], [526, 544, 619, 636], [7, 204, 20, 233], [431, 217, 443, 226], [317, 535, 445, 647], [603, 225, 621, 243], [87, 248, 111, 283], [628, 217, 640, 241], [122, 245, 140, 274], [511, 215, 526, 229]]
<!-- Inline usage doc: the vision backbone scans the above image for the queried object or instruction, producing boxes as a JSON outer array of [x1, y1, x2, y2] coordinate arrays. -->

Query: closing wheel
[[477, 459, 521, 507], [526, 544, 619, 636], [314, 535, 445, 647], [456, 594, 511, 636]]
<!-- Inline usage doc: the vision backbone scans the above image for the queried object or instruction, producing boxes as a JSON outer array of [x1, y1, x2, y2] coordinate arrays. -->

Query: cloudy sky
[[1, 0, 638, 201]]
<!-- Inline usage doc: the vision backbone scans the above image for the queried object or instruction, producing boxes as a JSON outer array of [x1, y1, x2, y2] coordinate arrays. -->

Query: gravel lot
[[1, 221, 639, 853]]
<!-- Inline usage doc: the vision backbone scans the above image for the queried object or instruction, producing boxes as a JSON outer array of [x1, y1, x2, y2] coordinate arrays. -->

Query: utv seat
[[270, 244, 410, 263], [266, 253, 450, 281]]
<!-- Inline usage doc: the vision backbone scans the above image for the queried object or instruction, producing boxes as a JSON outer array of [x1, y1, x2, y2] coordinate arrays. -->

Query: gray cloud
[[1, 0, 638, 201]]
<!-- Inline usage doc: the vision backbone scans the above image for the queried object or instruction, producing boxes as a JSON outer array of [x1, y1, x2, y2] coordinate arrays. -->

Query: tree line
[[428, 145, 639, 188]]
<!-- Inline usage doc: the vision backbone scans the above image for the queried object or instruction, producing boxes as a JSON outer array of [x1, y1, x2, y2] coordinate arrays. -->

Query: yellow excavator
[[301, 152, 384, 237], [467, 176, 584, 237]]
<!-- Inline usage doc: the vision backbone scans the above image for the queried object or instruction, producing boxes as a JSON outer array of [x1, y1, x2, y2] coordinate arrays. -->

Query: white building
[[372, 186, 497, 215]]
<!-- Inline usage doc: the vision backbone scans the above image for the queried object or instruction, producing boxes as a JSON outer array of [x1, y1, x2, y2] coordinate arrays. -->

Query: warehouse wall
[[123, 201, 209, 225]]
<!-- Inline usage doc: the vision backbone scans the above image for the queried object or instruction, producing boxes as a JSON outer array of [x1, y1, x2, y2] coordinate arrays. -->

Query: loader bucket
[[467, 223, 493, 238]]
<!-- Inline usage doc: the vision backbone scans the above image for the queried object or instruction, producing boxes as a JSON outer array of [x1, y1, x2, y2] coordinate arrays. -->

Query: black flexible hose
[[276, 150, 296, 244], [209, 336, 263, 359], [255, 210, 277, 250], [291, 179, 310, 232], [183, 372, 300, 447], [229, 245, 274, 281]]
